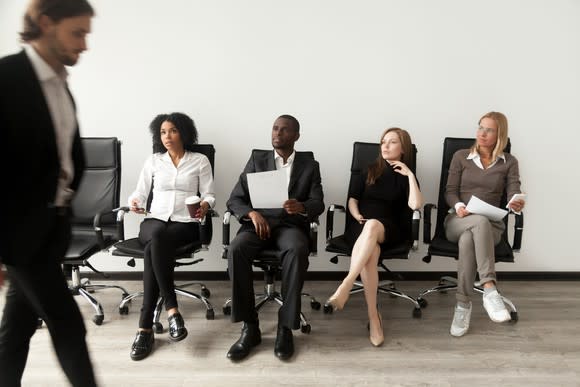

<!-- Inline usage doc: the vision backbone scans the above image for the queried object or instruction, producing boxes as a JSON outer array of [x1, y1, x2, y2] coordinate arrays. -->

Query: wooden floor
[[1, 280, 579, 386]]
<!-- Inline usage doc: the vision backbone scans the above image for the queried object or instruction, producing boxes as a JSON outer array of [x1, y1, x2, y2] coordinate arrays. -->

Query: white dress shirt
[[274, 149, 295, 188], [128, 151, 216, 222], [24, 44, 77, 206]]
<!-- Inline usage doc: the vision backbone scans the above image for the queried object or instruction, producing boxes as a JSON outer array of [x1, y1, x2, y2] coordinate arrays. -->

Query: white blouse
[[128, 151, 215, 222]]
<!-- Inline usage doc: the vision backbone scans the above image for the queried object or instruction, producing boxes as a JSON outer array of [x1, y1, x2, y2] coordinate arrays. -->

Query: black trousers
[[0, 211, 96, 387], [227, 226, 309, 330], [138, 218, 199, 329]]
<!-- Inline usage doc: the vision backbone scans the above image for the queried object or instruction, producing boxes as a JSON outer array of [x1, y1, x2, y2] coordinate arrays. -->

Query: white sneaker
[[483, 290, 511, 323], [450, 302, 472, 337]]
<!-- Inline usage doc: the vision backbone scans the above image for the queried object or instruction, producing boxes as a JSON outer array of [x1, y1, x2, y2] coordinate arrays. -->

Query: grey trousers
[[444, 213, 505, 303]]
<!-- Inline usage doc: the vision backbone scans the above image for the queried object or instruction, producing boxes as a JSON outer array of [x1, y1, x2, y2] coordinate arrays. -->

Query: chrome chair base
[[68, 266, 129, 326]]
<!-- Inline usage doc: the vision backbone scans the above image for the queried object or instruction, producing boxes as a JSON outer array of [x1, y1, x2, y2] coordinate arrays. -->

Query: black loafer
[[168, 313, 188, 342], [130, 330, 154, 361], [274, 325, 294, 360], [227, 321, 261, 361]]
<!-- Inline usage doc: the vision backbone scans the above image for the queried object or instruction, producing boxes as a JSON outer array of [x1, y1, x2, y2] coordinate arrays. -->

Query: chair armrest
[[411, 210, 421, 250], [310, 221, 319, 256], [423, 203, 436, 244], [222, 211, 231, 246], [511, 212, 524, 251], [114, 206, 129, 241], [326, 204, 346, 241], [93, 207, 126, 248]]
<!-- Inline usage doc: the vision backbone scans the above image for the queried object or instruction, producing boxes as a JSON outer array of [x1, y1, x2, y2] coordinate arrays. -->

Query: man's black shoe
[[227, 321, 261, 361], [274, 325, 294, 360], [168, 313, 188, 342], [130, 330, 154, 361]]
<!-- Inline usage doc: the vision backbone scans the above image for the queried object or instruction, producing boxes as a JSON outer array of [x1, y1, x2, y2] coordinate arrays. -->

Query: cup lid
[[185, 195, 201, 204]]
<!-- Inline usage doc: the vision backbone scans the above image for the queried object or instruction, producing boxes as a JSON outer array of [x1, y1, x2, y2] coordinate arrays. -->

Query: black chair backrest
[[432, 137, 511, 240], [71, 137, 121, 228], [344, 141, 417, 240], [145, 144, 216, 245]]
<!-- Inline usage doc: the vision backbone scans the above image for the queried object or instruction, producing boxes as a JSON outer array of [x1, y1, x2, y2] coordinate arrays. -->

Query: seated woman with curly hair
[[128, 112, 215, 360]]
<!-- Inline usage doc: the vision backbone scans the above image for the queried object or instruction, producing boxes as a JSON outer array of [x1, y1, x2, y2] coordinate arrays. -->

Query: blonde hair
[[367, 127, 413, 185], [471, 111, 509, 161]]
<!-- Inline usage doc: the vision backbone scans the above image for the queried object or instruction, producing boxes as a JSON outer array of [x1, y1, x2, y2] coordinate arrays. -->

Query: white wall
[[2, 0, 579, 273]]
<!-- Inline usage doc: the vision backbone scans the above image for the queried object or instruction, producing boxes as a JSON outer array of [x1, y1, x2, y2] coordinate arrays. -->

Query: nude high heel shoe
[[325, 283, 351, 311], [369, 313, 384, 347]]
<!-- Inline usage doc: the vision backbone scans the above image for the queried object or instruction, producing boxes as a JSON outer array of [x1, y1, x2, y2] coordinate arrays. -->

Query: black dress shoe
[[227, 321, 261, 361], [274, 325, 294, 360], [168, 313, 188, 342], [130, 330, 154, 361]]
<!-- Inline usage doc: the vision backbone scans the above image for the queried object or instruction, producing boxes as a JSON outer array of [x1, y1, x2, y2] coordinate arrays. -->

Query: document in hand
[[465, 195, 508, 221], [506, 193, 527, 215], [246, 169, 288, 209]]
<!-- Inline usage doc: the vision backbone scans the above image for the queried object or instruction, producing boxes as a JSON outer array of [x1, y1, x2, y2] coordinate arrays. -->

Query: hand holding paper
[[506, 193, 527, 214]]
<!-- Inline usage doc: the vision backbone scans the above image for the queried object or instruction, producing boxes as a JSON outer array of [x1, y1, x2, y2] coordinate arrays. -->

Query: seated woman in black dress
[[128, 112, 215, 361], [325, 128, 423, 347]]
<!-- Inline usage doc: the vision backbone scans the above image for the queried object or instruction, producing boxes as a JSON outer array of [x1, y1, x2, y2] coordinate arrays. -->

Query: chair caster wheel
[[119, 306, 129, 315], [311, 301, 321, 310], [201, 287, 211, 298], [301, 324, 311, 334], [510, 311, 518, 322], [92, 315, 104, 325], [153, 322, 163, 333], [36, 318, 43, 329], [323, 303, 334, 314], [223, 305, 231, 315], [412, 308, 422, 318], [418, 298, 428, 308], [206, 309, 215, 320]]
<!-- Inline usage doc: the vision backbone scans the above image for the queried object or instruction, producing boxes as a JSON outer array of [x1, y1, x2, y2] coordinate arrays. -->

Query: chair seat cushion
[[428, 236, 514, 263], [64, 230, 115, 260], [326, 235, 413, 260], [113, 238, 202, 258]]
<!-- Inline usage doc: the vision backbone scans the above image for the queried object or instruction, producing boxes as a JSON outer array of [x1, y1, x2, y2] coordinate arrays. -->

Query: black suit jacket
[[227, 149, 325, 234], [0, 50, 85, 265]]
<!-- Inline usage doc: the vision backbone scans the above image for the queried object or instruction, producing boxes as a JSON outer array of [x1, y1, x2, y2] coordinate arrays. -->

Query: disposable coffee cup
[[185, 195, 201, 218]]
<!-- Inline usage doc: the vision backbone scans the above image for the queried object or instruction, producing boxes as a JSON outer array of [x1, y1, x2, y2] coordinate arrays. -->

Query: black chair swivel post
[[221, 150, 322, 335], [418, 137, 523, 321], [324, 142, 423, 318], [112, 144, 217, 333], [62, 137, 129, 326]]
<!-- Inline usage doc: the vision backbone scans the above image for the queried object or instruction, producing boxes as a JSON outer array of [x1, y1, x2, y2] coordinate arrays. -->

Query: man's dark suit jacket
[[0, 50, 85, 265], [227, 149, 325, 234]]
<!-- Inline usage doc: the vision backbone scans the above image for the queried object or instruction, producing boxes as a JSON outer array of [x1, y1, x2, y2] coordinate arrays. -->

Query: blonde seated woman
[[445, 111, 525, 337], [325, 128, 423, 347]]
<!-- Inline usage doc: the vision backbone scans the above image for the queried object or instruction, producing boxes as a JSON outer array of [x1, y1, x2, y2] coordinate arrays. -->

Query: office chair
[[62, 137, 129, 326], [221, 150, 322, 334], [324, 142, 423, 318], [418, 137, 523, 321], [111, 144, 217, 333]]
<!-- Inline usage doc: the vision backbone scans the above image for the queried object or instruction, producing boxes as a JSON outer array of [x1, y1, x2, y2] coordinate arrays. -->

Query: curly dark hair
[[150, 112, 198, 153]]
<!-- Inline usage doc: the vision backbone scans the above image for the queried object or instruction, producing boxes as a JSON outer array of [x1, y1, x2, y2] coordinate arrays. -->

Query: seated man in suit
[[226, 114, 324, 361]]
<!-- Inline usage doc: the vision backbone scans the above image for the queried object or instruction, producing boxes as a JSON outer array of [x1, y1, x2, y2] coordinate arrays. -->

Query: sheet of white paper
[[246, 169, 288, 209], [466, 195, 508, 221]]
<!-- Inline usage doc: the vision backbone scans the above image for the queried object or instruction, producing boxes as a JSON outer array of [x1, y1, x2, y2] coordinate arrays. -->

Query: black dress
[[344, 163, 413, 247]]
